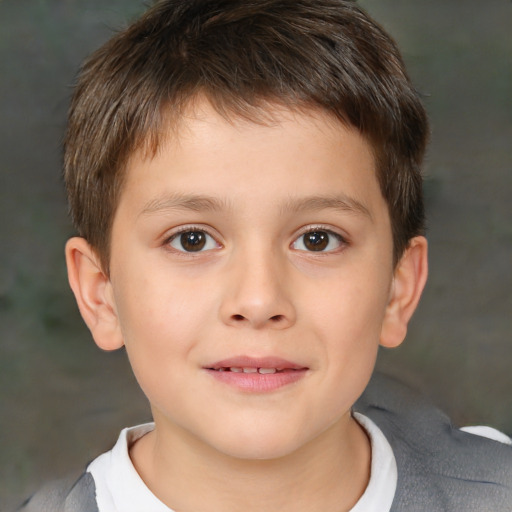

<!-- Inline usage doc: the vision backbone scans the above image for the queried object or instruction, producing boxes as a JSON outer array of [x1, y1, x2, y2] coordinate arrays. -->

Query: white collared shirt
[[87, 414, 397, 512]]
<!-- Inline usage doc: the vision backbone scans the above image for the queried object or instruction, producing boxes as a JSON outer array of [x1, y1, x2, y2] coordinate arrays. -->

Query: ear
[[380, 236, 428, 349], [65, 237, 124, 351]]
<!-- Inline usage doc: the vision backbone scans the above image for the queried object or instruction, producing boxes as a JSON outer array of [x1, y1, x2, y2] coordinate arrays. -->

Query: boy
[[21, 0, 512, 511]]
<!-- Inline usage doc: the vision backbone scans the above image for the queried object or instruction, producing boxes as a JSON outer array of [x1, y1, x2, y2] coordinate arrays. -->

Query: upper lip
[[205, 356, 308, 371]]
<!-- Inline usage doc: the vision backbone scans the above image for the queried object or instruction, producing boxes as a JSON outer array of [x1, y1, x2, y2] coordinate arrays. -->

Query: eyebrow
[[281, 195, 372, 220], [139, 193, 231, 216], [139, 192, 372, 220]]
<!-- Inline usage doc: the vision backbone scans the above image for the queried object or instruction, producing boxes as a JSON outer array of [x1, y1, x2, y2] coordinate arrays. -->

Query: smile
[[212, 367, 302, 374], [205, 357, 308, 392]]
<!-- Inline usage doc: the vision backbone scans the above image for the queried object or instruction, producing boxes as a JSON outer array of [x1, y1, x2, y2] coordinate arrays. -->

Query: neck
[[130, 414, 371, 512]]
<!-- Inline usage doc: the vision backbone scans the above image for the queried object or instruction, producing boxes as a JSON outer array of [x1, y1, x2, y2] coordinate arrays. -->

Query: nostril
[[230, 314, 284, 323]]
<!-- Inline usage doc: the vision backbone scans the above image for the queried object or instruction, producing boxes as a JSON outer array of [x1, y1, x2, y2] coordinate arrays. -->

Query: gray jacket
[[19, 373, 512, 511]]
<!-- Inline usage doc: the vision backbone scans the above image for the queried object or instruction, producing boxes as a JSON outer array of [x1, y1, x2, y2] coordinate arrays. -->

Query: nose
[[219, 248, 296, 330]]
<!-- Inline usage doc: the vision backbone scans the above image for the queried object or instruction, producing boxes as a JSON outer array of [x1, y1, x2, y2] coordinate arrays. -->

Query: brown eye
[[292, 229, 345, 252], [180, 231, 206, 251], [303, 231, 329, 251], [169, 230, 218, 252]]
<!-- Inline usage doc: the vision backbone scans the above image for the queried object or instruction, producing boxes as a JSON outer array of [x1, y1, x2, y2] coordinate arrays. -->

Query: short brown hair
[[64, 0, 428, 272]]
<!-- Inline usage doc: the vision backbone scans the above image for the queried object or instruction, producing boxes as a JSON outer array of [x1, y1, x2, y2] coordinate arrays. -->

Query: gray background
[[1, 1, 511, 509]]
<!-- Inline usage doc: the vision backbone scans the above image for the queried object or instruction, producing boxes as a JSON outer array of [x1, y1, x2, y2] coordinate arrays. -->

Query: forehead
[[120, 100, 385, 221]]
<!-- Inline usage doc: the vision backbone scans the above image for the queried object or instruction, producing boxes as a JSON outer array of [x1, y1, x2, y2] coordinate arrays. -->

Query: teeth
[[220, 367, 280, 374]]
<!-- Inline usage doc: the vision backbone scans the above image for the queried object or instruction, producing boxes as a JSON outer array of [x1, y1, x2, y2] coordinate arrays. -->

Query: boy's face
[[103, 101, 400, 459]]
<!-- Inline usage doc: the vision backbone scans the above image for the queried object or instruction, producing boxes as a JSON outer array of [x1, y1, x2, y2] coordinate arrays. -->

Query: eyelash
[[292, 225, 348, 253], [164, 225, 221, 254], [162, 225, 348, 254]]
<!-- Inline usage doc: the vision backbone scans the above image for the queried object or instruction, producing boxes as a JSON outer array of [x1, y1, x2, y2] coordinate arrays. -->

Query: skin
[[66, 101, 428, 511]]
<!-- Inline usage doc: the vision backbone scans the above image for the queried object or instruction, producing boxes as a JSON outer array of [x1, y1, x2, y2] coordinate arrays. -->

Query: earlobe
[[65, 237, 124, 351], [380, 236, 428, 349]]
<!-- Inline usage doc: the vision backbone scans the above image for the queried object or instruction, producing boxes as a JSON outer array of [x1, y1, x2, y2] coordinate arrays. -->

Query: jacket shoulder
[[18, 472, 98, 512], [355, 372, 512, 511]]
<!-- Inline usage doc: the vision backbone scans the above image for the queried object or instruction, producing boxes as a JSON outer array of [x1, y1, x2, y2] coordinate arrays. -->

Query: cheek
[[111, 262, 216, 375], [115, 255, 214, 332], [308, 265, 391, 378], [314, 270, 390, 335], [113, 276, 209, 409]]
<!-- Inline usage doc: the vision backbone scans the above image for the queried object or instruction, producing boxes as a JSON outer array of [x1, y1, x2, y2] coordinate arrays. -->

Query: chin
[[205, 424, 311, 461]]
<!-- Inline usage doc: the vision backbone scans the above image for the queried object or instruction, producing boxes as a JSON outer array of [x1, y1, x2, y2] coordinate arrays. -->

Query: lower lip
[[205, 369, 307, 392]]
